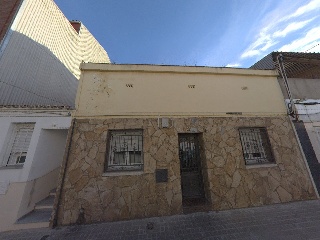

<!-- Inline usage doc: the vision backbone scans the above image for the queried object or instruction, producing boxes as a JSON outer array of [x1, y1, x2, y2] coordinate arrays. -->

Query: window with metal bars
[[106, 130, 143, 171], [5, 123, 35, 166], [239, 127, 275, 165]]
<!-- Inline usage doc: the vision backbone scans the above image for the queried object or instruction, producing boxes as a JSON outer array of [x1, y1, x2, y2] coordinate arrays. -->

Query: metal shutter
[[6, 124, 35, 166]]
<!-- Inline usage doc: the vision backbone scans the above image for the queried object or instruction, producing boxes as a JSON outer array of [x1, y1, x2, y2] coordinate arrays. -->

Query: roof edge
[[80, 63, 278, 77], [0, 105, 73, 110]]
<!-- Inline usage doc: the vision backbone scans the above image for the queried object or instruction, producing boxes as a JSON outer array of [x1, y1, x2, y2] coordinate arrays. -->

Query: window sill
[[245, 163, 277, 169], [0, 165, 23, 170], [102, 170, 144, 177]]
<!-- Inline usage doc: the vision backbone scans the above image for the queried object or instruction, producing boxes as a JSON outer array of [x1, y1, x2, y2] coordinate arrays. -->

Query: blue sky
[[54, 0, 320, 68]]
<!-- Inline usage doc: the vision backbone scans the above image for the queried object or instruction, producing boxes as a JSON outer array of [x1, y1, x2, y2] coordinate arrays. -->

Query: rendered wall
[[0, 111, 70, 231], [17, 168, 60, 221], [275, 61, 320, 196], [56, 116, 316, 225], [0, 169, 59, 232], [28, 129, 68, 180], [0, 113, 71, 183], [278, 78, 320, 99], [294, 121, 320, 195], [75, 64, 285, 117], [13, 0, 110, 78], [0, 0, 110, 107], [0, 182, 26, 232]]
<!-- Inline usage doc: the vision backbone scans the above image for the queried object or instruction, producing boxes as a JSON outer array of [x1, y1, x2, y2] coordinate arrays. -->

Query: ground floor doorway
[[178, 133, 206, 209]]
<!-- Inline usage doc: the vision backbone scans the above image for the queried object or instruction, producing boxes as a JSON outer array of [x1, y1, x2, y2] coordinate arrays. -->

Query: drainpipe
[[276, 54, 298, 121], [51, 118, 76, 228]]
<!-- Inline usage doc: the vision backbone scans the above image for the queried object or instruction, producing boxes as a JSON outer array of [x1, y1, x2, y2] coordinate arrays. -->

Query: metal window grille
[[179, 134, 200, 172], [107, 130, 143, 171], [239, 127, 275, 165], [6, 124, 35, 166]]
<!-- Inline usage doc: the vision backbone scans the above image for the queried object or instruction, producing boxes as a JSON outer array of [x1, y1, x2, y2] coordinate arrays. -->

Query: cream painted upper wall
[[14, 0, 110, 79], [75, 64, 286, 117]]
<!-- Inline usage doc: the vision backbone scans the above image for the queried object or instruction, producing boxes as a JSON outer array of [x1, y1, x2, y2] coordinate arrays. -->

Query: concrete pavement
[[2, 199, 320, 240]]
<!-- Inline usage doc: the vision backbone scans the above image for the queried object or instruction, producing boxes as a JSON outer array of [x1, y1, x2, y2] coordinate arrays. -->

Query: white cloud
[[273, 19, 314, 37], [240, 25, 278, 59], [226, 63, 241, 68], [241, 36, 277, 58], [241, 50, 261, 58], [240, 0, 319, 60], [260, 39, 279, 51], [287, 0, 320, 19], [278, 26, 320, 52], [203, 0, 320, 67]]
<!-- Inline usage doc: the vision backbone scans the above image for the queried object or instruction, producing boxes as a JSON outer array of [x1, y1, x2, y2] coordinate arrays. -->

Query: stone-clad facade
[[52, 64, 318, 227], [55, 115, 316, 225]]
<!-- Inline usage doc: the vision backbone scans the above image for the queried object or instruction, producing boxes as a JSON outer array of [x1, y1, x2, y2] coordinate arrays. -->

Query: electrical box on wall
[[156, 169, 168, 183], [161, 118, 169, 128]]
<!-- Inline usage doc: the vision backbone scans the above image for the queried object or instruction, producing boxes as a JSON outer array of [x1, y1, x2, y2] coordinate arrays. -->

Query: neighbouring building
[[251, 51, 320, 196], [52, 63, 316, 226], [0, 0, 110, 232]]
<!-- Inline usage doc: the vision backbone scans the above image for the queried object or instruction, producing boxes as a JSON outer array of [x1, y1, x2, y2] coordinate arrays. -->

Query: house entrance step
[[13, 188, 56, 230], [16, 209, 52, 224], [35, 195, 55, 210], [49, 188, 56, 196]]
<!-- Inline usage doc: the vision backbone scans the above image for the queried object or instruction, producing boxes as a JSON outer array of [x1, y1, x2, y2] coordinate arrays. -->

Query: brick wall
[[0, 0, 20, 43]]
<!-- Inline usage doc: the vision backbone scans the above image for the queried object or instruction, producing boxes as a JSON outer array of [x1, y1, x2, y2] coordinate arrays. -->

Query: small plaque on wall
[[156, 169, 168, 183]]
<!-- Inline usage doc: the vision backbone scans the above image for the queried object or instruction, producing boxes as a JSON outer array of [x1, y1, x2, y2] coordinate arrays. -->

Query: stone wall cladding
[[56, 116, 316, 226]]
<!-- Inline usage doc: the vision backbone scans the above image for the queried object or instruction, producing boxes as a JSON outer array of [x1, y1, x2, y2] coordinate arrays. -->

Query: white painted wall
[[293, 99, 320, 123], [0, 110, 71, 184], [0, 182, 26, 232], [28, 129, 68, 180], [0, 169, 60, 232], [0, 109, 71, 232], [18, 168, 61, 220], [287, 99, 320, 164]]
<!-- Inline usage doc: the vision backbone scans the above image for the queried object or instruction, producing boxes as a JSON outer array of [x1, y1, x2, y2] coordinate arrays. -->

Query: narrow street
[[2, 199, 320, 240]]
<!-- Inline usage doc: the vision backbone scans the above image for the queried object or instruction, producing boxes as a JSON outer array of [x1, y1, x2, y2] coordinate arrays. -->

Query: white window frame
[[106, 130, 143, 172], [239, 127, 275, 165], [3, 123, 35, 167]]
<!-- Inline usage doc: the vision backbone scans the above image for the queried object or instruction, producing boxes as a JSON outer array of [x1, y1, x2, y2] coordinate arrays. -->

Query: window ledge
[[102, 171, 144, 177], [245, 163, 277, 169], [0, 165, 23, 170]]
